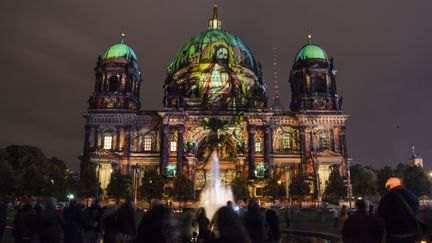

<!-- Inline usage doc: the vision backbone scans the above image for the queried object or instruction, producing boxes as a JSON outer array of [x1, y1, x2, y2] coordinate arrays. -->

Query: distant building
[[409, 146, 423, 168], [80, 4, 349, 199]]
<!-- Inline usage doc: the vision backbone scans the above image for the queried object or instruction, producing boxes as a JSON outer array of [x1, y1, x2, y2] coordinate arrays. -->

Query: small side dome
[[102, 34, 137, 61], [103, 43, 137, 61], [295, 44, 328, 62], [294, 33, 328, 62]]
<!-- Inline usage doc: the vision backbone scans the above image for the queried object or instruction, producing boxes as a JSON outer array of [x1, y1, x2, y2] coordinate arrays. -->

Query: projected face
[[216, 47, 228, 61]]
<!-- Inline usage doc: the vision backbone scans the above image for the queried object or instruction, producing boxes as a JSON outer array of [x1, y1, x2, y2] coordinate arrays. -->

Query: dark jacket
[[377, 187, 419, 237], [242, 204, 265, 243], [265, 209, 281, 242], [37, 208, 64, 243], [12, 205, 37, 241], [63, 204, 86, 243], [341, 210, 384, 243], [0, 202, 6, 239], [116, 204, 136, 236]]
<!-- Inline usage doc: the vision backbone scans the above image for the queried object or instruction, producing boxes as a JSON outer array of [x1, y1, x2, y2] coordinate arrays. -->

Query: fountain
[[198, 150, 234, 220]]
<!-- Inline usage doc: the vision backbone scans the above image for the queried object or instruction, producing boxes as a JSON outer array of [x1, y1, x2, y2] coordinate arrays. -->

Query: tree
[[171, 174, 194, 204], [350, 164, 377, 198], [263, 177, 285, 201], [107, 170, 132, 205], [140, 167, 164, 203], [394, 163, 408, 178], [0, 158, 16, 198], [323, 165, 346, 203], [0, 145, 71, 199], [376, 166, 394, 195], [78, 159, 99, 200], [289, 175, 311, 199], [231, 176, 250, 202], [403, 165, 432, 197], [47, 157, 71, 200]]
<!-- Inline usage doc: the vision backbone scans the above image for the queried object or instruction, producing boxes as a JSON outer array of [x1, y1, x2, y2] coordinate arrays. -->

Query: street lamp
[[67, 193, 74, 204]]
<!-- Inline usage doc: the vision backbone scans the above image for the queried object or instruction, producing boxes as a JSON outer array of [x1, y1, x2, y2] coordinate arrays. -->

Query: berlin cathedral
[[81, 4, 349, 200]]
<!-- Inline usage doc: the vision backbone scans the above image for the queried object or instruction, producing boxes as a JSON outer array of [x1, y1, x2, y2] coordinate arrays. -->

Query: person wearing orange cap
[[377, 177, 420, 243]]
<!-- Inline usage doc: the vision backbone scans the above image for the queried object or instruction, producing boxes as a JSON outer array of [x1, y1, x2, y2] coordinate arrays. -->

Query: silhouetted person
[[341, 199, 384, 243], [265, 208, 281, 243], [101, 206, 118, 243], [63, 200, 86, 243], [209, 206, 251, 243], [226, 201, 233, 209], [115, 197, 136, 240], [242, 200, 265, 243], [283, 205, 291, 228], [377, 177, 421, 243], [13, 199, 37, 243], [339, 205, 348, 224], [192, 207, 211, 242], [0, 198, 7, 242], [135, 205, 179, 243], [83, 199, 104, 243], [37, 197, 64, 243], [368, 203, 375, 215]]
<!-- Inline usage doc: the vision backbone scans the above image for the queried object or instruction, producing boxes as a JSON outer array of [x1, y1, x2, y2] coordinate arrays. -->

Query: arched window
[[282, 135, 290, 150], [318, 129, 331, 151], [255, 142, 262, 152], [109, 75, 119, 92], [103, 135, 113, 150], [305, 74, 311, 93], [170, 141, 177, 152], [144, 136, 152, 151]]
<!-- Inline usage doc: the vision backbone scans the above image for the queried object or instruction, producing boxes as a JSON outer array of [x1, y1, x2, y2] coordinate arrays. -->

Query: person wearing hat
[[377, 177, 420, 243]]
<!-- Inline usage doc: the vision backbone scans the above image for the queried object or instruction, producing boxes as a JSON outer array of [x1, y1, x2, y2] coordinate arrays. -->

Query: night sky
[[1, 0, 431, 171]]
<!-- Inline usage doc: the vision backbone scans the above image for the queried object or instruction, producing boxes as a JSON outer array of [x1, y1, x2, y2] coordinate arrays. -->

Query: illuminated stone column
[[248, 125, 256, 180], [311, 128, 317, 152], [177, 125, 185, 175], [299, 126, 307, 172], [333, 127, 340, 153], [341, 126, 348, 158], [126, 126, 132, 174], [83, 125, 91, 155], [160, 125, 169, 176], [95, 126, 101, 148], [264, 125, 272, 177], [115, 126, 121, 151]]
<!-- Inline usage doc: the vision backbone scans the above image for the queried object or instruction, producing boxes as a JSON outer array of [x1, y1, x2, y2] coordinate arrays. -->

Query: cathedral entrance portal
[[193, 135, 237, 190]]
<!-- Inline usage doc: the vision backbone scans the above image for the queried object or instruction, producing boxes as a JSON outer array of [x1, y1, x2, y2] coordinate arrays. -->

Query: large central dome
[[167, 29, 258, 75], [163, 4, 267, 111]]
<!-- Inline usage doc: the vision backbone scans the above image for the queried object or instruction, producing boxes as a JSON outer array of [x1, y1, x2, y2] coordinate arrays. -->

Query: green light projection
[[103, 43, 138, 61], [164, 29, 267, 109], [295, 44, 328, 62]]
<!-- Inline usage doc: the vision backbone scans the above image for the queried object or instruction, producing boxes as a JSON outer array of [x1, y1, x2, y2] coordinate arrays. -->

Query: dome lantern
[[208, 3, 221, 30]]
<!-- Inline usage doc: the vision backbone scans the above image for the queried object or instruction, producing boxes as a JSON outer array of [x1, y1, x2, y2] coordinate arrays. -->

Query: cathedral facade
[[81, 5, 349, 200]]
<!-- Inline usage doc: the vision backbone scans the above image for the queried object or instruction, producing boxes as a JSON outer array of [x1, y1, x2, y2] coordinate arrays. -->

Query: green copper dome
[[103, 43, 137, 61], [167, 29, 258, 75], [295, 44, 328, 62]]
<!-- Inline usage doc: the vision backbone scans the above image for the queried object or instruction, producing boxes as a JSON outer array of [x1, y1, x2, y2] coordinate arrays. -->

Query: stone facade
[[81, 6, 349, 200]]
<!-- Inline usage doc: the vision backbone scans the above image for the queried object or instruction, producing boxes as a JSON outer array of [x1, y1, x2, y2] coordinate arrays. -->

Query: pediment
[[318, 149, 342, 158]]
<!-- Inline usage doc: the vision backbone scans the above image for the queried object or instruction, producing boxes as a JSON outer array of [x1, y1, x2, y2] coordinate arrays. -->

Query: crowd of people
[[6, 197, 283, 243], [0, 176, 428, 243]]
